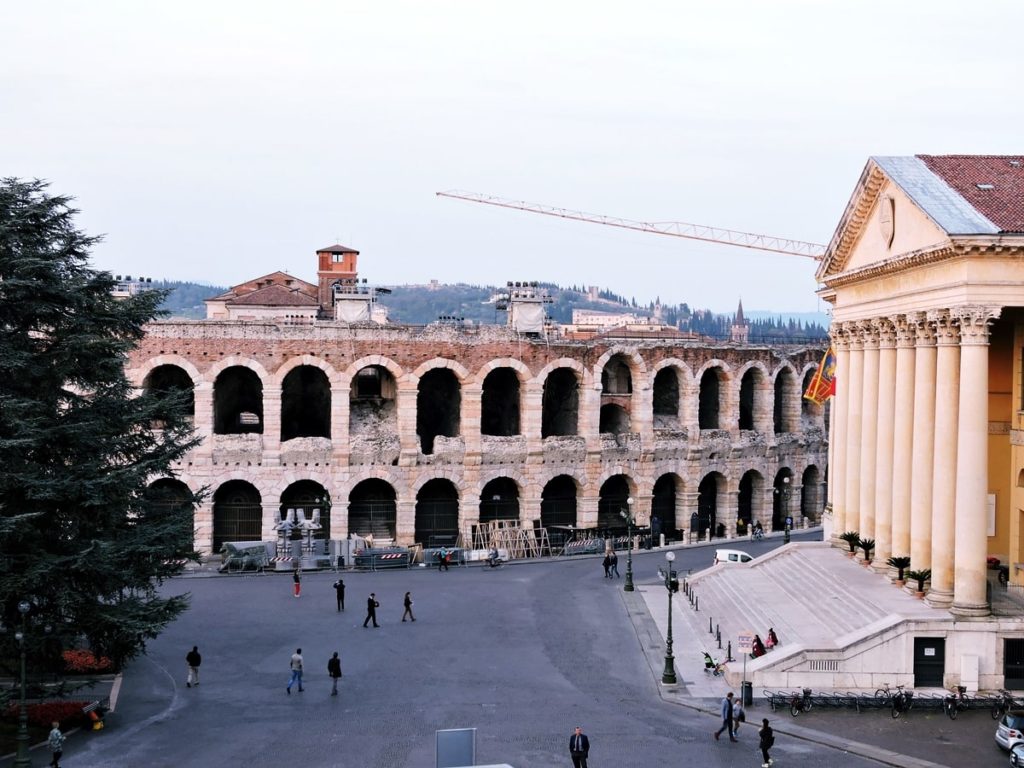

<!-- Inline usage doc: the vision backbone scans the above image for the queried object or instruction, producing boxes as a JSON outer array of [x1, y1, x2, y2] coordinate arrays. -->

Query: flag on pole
[[803, 346, 836, 405]]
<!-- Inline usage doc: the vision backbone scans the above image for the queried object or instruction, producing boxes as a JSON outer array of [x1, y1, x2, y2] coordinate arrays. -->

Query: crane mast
[[436, 190, 826, 261]]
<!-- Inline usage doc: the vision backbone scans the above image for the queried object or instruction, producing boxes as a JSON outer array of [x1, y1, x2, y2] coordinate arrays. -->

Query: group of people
[[362, 590, 416, 627], [284, 647, 343, 696], [601, 549, 620, 578], [714, 692, 775, 767], [751, 627, 780, 658]]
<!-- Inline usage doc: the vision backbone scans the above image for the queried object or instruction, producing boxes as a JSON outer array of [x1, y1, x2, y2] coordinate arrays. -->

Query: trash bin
[[337, 555, 345, 570], [741, 680, 753, 706]]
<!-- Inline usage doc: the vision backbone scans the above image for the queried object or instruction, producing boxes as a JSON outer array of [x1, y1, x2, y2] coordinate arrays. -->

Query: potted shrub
[[858, 537, 875, 565], [839, 531, 860, 557], [887, 555, 911, 586], [906, 568, 932, 598]]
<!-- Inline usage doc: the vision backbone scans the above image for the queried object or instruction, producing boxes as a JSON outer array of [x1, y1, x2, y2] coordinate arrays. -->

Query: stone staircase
[[672, 542, 946, 688]]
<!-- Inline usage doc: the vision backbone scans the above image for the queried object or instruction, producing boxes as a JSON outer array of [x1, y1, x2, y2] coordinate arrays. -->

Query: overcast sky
[[3, 1, 1022, 313]]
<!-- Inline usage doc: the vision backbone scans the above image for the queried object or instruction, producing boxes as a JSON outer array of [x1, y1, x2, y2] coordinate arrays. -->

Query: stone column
[[891, 316, 916, 560], [395, 499, 416, 546], [843, 325, 864, 537], [925, 311, 961, 607], [873, 318, 897, 572], [858, 320, 880, 541], [461, 387, 483, 466], [680, 490, 700, 542], [725, 490, 740, 538], [951, 306, 1000, 617], [396, 382, 420, 466], [331, 386, 350, 464], [193, 383, 215, 460], [829, 324, 850, 540], [262, 386, 282, 466], [522, 381, 544, 456], [910, 314, 937, 572]]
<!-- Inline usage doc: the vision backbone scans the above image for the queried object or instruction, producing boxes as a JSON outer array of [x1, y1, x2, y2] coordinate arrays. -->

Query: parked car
[[996, 710, 1024, 753], [713, 549, 753, 566], [1011, 742, 1024, 767]]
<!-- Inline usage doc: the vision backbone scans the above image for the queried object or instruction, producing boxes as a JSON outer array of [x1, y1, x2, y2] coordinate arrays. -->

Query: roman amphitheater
[[127, 247, 828, 556]]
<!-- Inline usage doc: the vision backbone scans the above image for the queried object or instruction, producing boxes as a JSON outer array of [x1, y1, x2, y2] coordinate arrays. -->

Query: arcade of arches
[[128, 325, 827, 553]]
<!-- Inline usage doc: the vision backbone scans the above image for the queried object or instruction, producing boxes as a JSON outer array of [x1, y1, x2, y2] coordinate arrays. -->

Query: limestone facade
[[128, 320, 828, 554]]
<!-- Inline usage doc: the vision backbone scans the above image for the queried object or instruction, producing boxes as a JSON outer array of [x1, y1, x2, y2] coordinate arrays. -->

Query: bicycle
[[891, 687, 913, 719], [790, 687, 813, 716], [993, 689, 1016, 720], [874, 682, 901, 704], [944, 685, 970, 720]]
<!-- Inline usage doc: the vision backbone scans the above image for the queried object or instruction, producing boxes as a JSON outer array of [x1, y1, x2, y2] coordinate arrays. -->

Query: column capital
[[831, 322, 852, 352], [953, 305, 1001, 345], [909, 312, 937, 347], [875, 317, 896, 348], [928, 309, 960, 346], [856, 319, 880, 350], [893, 315, 917, 348]]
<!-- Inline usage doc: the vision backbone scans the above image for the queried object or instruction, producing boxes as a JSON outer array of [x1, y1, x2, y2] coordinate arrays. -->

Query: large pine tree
[[0, 178, 200, 672]]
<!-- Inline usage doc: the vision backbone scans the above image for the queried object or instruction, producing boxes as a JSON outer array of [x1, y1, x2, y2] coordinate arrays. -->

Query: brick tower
[[316, 244, 360, 310]]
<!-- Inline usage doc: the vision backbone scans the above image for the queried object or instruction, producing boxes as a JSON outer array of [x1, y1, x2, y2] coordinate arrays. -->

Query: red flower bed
[[3, 700, 89, 728], [62, 649, 113, 674]]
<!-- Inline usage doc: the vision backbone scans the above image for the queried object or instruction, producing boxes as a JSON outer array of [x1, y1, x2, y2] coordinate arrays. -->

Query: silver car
[[997, 710, 1024, 754]]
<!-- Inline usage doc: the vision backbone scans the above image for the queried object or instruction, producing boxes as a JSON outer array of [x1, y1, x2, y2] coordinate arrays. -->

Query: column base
[[949, 601, 991, 618], [870, 561, 890, 576], [924, 588, 953, 608]]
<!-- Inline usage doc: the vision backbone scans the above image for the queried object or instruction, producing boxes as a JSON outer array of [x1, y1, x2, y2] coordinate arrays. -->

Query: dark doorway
[[697, 474, 720, 538], [415, 479, 460, 548], [417, 369, 461, 454], [598, 475, 631, 534], [481, 368, 521, 436], [348, 480, 397, 541], [542, 368, 579, 437], [143, 364, 195, 423], [913, 637, 945, 687], [541, 476, 577, 548], [213, 367, 264, 434], [212, 480, 262, 552], [699, 368, 722, 429], [479, 478, 520, 523], [651, 474, 678, 542], [280, 480, 331, 540], [1005, 639, 1024, 690], [281, 366, 331, 441]]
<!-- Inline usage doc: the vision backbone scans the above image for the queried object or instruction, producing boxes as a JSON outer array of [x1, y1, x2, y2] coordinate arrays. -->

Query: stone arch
[[772, 467, 796, 530], [536, 357, 588, 385], [697, 362, 731, 430], [271, 355, 342, 388], [598, 474, 636, 532], [348, 479, 398, 541], [211, 479, 263, 552], [479, 476, 521, 523], [736, 362, 770, 431], [213, 365, 265, 435], [474, 357, 532, 385], [481, 367, 522, 436], [410, 357, 472, 384], [593, 346, 648, 382], [696, 471, 727, 539], [801, 464, 823, 521], [599, 403, 631, 434], [415, 478, 460, 547], [541, 365, 582, 438], [800, 363, 824, 421], [142, 363, 196, 422], [206, 356, 272, 383], [773, 364, 800, 434], [133, 355, 203, 388], [341, 355, 406, 389], [651, 472, 682, 541], [144, 478, 195, 553], [346, 467, 404, 494], [280, 479, 332, 540], [737, 469, 766, 531], [541, 475, 578, 543], [417, 367, 462, 454], [281, 365, 331, 441]]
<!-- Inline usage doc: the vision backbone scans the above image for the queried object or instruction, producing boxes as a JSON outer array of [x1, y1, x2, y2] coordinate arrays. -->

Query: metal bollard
[[695, 595, 699, 612], [709, 617, 713, 633], [716, 625, 722, 649], [726, 641, 734, 662]]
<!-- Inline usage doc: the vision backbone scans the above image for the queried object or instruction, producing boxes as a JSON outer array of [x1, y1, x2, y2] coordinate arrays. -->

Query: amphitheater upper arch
[[209, 470, 273, 500], [271, 355, 343, 388], [132, 355, 203, 388], [595, 467, 639, 492], [411, 470, 465, 495], [771, 360, 799, 382], [694, 358, 734, 381], [650, 358, 694, 387], [410, 358, 472, 385], [593, 346, 648, 381], [536, 358, 588, 387], [473, 357, 533, 386], [735, 359, 771, 380], [206, 356, 272, 384], [535, 468, 587, 493], [341, 356, 406, 388], [798, 360, 819, 380], [468, 470, 528, 499], [343, 467, 406, 495]]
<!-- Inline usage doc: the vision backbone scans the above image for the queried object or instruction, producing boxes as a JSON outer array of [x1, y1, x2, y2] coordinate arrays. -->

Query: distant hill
[[148, 279, 829, 341]]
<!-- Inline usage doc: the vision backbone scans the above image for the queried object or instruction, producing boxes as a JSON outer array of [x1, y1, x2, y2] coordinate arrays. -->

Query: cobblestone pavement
[[5, 533, 1009, 767]]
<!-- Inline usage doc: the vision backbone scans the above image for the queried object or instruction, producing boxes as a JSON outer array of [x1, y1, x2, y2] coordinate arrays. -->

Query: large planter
[[913, 591, 925, 599], [894, 579, 906, 588]]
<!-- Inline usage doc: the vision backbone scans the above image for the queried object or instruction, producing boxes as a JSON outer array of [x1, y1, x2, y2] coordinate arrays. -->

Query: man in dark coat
[[333, 578, 345, 611], [569, 726, 590, 768], [327, 651, 342, 696], [363, 592, 380, 628], [714, 691, 738, 742], [186, 646, 202, 688]]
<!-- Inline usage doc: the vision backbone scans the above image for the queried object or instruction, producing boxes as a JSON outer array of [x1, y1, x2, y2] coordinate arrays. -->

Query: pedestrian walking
[[363, 592, 380, 627], [713, 691, 737, 742], [185, 645, 202, 688], [327, 651, 342, 696], [602, 551, 611, 578], [402, 591, 416, 622], [609, 550, 620, 578], [292, 566, 302, 598], [732, 696, 745, 734], [568, 725, 590, 768], [333, 578, 346, 611], [47, 721, 65, 768], [438, 547, 450, 571], [758, 718, 775, 767], [286, 647, 304, 693]]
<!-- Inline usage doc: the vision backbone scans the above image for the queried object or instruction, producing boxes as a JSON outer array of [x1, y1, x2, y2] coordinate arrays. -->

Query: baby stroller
[[703, 651, 726, 676]]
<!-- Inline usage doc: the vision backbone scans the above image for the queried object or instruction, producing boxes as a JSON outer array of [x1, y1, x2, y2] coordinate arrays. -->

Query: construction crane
[[436, 190, 826, 261]]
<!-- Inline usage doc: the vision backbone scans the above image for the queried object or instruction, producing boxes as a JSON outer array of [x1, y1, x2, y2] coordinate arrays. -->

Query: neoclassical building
[[819, 155, 1024, 620], [130, 248, 828, 555]]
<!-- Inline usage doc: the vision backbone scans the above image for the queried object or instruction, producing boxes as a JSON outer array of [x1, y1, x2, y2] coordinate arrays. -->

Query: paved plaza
[[7, 532, 1013, 767]]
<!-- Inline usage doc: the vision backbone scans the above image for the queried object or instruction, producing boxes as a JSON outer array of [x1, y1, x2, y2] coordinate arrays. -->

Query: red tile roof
[[227, 284, 318, 307], [317, 244, 360, 254], [918, 155, 1024, 233]]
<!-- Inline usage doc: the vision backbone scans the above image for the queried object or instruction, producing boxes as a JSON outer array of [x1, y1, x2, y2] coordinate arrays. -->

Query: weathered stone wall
[[128, 320, 829, 552]]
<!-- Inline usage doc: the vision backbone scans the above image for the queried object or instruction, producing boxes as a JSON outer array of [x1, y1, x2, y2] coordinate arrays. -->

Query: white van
[[713, 549, 753, 566]]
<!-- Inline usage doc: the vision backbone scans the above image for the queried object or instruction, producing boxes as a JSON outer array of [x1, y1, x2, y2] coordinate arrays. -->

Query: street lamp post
[[659, 551, 679, 684], [621, 497, 635, 592], [14, 600, 32, 768], [782, 476, 792, 544]]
